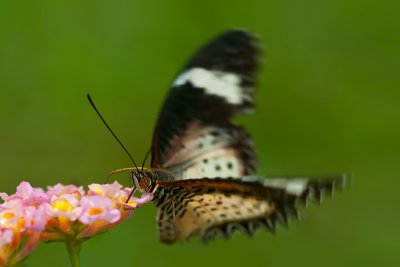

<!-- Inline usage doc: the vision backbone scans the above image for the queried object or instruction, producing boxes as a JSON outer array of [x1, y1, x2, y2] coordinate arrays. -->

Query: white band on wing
[[173, 67, 245, 105]]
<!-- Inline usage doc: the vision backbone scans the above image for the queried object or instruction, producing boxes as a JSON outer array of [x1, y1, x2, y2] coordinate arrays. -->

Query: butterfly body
[[113, 29, 348, 244]]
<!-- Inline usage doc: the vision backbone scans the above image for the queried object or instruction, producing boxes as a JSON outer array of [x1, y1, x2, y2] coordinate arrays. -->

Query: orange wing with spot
[[154, 174, 348, 243]]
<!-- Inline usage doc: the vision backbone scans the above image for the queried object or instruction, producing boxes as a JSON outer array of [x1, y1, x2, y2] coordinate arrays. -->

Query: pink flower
[[128, 192, 154, 206], [0, 180, 154, 265], [0, 200, 43, 266], [78, 195, 124, 238], [88, 182, 153, 218], [0, 182, 49, 206], [48, 194, 82, 221], [45, 194, 82, 235], [88, 181, 123, 199], [0, 201, 24, 229], [0, 198, 43, 265], [24, 204, 49, 231], [79, 195, 120, 224], [47, 183, 85, 199]]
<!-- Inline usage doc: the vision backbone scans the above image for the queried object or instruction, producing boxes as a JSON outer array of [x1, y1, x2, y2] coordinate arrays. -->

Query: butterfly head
[[133, 169, 156, 193], [105, 167, 157, 193]]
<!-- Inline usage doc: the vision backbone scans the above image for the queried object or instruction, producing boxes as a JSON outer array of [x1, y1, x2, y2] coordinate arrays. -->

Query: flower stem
[[65, 239, 81, 267]]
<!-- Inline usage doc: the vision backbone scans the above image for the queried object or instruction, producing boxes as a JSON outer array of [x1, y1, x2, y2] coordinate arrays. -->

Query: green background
[[0, 0, 398, 266]]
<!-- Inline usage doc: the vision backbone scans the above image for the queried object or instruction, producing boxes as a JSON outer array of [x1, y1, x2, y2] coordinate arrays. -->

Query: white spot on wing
[[173, 67, 244, 105], [286, 179, 308, 196], [263, 178, 308, 196]]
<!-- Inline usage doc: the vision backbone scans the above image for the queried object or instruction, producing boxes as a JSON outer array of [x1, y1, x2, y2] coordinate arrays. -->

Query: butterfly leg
[[157, 199, 180, 244]]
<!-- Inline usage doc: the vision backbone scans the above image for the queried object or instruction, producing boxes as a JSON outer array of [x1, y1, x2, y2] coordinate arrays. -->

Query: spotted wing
[[150, 30, 260, 179], [153, 173, 349, 244]]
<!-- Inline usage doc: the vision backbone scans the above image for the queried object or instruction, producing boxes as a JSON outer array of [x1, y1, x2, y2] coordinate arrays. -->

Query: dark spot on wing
[[210, 130, 220, 137], [227, 162, 233, 169]]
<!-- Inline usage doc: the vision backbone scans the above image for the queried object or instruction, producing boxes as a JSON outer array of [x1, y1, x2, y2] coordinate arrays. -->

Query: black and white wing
[[150, 29, 260, 179]]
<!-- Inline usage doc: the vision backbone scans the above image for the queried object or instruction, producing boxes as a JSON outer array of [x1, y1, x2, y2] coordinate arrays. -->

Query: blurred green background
[[0, 0, 399, 266]]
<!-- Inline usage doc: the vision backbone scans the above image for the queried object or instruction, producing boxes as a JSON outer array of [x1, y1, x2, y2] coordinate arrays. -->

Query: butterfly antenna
[[141, 149, 151, 172], [86, 94, 140, 171]]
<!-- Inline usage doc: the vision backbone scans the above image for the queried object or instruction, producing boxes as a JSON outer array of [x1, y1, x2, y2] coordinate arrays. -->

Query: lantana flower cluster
[[0, 181, 152, 266]]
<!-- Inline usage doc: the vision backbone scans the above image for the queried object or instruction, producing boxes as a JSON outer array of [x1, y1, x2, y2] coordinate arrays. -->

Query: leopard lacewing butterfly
[[92, 29, 349, 244]]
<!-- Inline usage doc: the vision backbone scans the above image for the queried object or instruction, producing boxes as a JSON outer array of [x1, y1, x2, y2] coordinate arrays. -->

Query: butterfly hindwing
[[150, 30, 260, 178], [175, 192, 273, 241], [152, 174, 348, 243]]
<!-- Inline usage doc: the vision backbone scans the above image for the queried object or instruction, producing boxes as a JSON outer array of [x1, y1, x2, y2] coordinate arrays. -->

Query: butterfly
[[98, 29, 349, 244]]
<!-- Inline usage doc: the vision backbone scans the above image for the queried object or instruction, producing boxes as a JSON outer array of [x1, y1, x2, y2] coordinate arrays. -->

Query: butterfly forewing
[[150, 30, 260, 179]]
